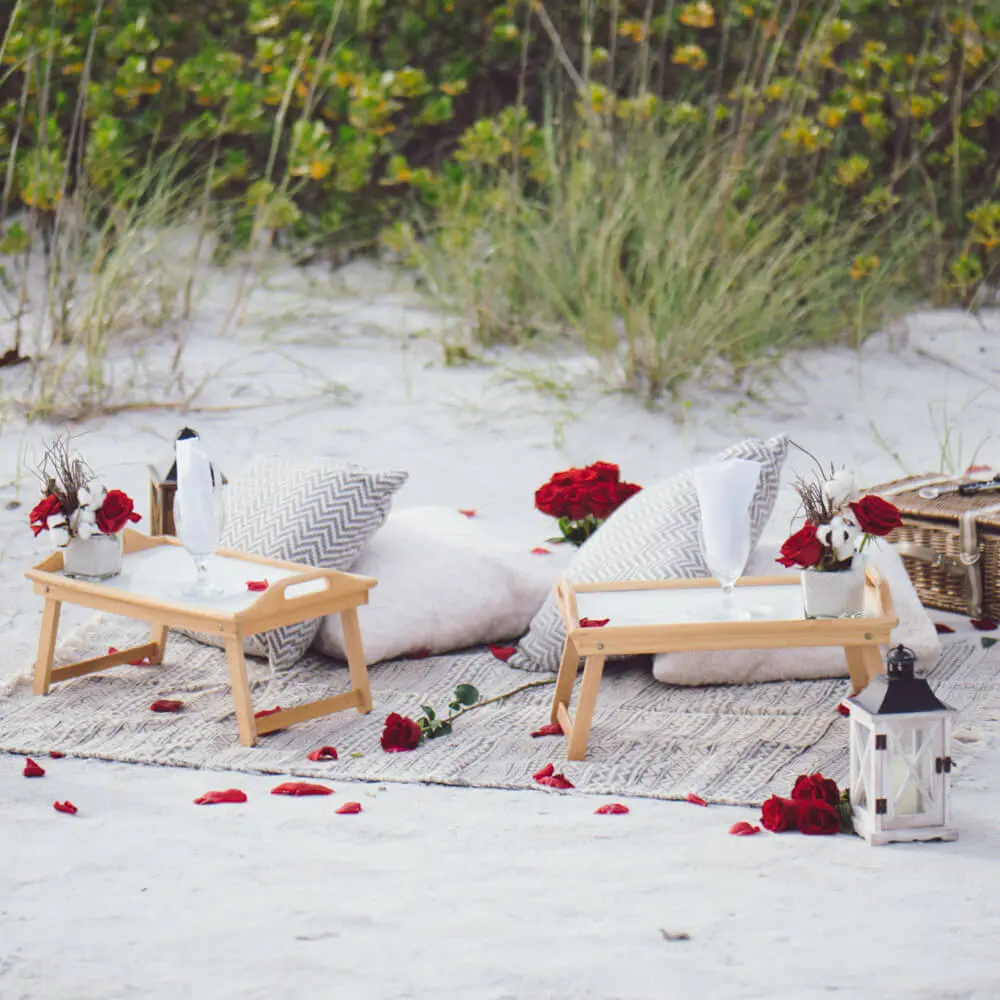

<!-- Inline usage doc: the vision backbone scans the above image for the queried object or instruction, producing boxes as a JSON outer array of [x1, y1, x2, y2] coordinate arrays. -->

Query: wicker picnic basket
[[868, 473, 1000, 621]]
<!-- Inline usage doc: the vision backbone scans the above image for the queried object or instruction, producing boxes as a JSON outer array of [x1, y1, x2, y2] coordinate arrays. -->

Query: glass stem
[[721, 582, 736, 615]]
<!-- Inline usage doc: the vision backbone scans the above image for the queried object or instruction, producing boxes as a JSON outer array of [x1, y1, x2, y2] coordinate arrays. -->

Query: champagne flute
[[175, 437, 226, 599], [693, 459, 760, 621]]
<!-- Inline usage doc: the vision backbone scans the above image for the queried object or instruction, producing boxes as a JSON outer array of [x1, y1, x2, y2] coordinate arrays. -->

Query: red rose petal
[[108, 646, 119, 655], [458, 508, 477, 518], [247, 580, 268, 592], [194, 788, 247, 805], [53, 800, 78, 815], [307, 746, 339, 761], [532, 762, 555, 781], [935, 623, 956, 634], [254, 706, 282, 718], [595, 803, 629, 815], [835, 702, 851, 717], [489, 644, 516, 662], [971, 619, 998, 631], [49, 751, 65, 759], [530, 722, 563, 738], [22, 758, 45, 778], [271, 782, 334, 797], [579, 617, 610, 628], [530, 547, 551, 555], [336, 801, 362, 814], [686, 792, 708, 807], [729, 821, 761, 835], [403, 647, 432, 660], [537, 773, 575, 790], [149, 699, 184, 713], [966, 464, 992, 475]]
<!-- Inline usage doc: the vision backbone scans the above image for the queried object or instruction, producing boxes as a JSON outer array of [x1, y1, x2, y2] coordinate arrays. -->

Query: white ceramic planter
[[62, 532, 123, 581], [801, 560, 866, 619]]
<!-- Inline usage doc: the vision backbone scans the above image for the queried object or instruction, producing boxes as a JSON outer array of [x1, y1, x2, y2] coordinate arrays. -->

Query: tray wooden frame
[[549, 569, 897, 761], [25, 529, 378, 747]]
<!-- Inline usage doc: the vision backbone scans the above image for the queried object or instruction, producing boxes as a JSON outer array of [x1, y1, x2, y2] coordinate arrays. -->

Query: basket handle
[[893, 542, 979, 577]]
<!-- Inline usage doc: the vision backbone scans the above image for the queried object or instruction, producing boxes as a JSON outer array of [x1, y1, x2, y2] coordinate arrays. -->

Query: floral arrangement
[[29, 436, 141, 548], [760, 772, 851, 836], [777, 465, 902, 571], [534, 461, 641, 545]]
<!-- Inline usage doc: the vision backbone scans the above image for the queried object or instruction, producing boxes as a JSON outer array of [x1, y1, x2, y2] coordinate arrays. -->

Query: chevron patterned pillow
[[220, 457, 408, 671], [507, 435, 788, 672]]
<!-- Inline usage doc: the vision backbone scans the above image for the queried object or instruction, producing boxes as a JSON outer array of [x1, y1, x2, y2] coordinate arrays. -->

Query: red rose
[[790, 773, 840, 808], [849, 495, 902, 537], [572, 467, 600, 485], [535, 482, 568, 518], [797, 800, 841, 835], [95, 489, 141, 535], [587, 461, 620, 484], [587, 482, 620, 520], [760, 795, 799, 832], [777, 522, 824, 568], [564, 487, 589, 521], [550, 470, 578, 488], [29, 494, 63, 536], [614, 481, 642, 506], [381, 712, 422, 752]]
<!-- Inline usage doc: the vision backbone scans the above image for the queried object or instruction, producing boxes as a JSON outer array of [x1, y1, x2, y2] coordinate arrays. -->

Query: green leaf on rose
[[454, 684, 479, 705]]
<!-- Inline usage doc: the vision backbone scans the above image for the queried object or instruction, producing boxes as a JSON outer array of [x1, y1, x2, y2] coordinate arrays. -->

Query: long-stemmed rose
[[534, 461, 642, 545]]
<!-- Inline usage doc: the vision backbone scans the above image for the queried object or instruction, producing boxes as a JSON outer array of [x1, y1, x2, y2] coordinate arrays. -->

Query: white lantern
[[847, 645, 957, 846]]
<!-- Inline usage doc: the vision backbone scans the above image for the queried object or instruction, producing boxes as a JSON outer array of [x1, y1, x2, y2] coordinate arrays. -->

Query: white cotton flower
[[816, 516, 860, 562], [77, 519, 94, 540], [822, 468, 856, 508], [50, 524, 70, 549], [77, 485, 92, 507]]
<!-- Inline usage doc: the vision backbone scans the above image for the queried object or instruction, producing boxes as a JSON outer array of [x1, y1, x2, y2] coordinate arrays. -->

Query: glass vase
[[801, 559, 866, 619], [61, 532, 123, 581]]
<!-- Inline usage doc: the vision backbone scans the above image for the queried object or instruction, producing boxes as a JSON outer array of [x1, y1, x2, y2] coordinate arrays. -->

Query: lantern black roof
[[849, 645, 953, 715]]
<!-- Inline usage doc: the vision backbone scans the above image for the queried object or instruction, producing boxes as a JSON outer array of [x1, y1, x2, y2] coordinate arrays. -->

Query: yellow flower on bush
[[780, 116, 823, 153], [818, 105, 846, 128], [764, 81, 788, 102], [850, 255, 880, 281], [672, 44, 708, 70], [617, 20, 646, 43], [909, 95, 935, 119], [679, 3, 715, 29], [836, 155, 870, 186]]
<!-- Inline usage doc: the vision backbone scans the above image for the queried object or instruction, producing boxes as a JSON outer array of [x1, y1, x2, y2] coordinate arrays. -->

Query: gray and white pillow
[[507, 435, 788, 672], [217, 457, 407, 670]]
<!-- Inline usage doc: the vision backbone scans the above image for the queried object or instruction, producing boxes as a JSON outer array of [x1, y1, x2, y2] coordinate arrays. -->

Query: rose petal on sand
[[336, 801, 362, 814], [271, 782, 334, 797], [835, 702, 850, 717], [686, 792, 708, 807], [729, 821, 761, 836], [22, 758, 45, 778], [532, 762, 555, 781], [246, 580, 268, 592], [537, 773, 574, 790], [595, 803, 629, 815], [530, 547, 551, 555], [149, 699, 184, 713], [194, 788, 247, 805], [530, 723, 563, 738], [970, 619, 998, 631], [49, 751, 65, 759], [458, 508, 477, 518], [966, 464, 992, 475], [307, 746, 339, 761], [935, 623, 956, 634], [53, 800, 78, 815], [489, 644, 516, 662], [579, 617, 610, 628]]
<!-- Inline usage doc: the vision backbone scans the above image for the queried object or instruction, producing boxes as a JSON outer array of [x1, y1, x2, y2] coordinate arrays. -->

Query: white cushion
[[313, 506, 566, 663], [652, 536, 941, 685]]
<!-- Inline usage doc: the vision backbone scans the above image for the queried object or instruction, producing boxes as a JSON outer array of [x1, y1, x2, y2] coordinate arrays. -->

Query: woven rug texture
[[1, 615, 998, 806]]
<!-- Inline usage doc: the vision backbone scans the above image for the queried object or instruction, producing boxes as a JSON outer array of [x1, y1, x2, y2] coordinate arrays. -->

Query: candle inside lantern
[[889, 751, 921, 815]]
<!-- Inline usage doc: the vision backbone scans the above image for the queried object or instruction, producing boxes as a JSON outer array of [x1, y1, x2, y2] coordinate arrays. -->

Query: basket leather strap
[[878, 475, 958, 497]]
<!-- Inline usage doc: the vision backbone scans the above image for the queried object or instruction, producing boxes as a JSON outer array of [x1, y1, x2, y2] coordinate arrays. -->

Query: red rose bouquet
[[29, 435, 141, 550], [535, 461, 642, 545], [776, 460, 901, 572], [759, 772, 850, 836]]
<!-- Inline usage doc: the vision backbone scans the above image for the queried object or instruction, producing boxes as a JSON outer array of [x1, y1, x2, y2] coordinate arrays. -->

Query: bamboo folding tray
[[25, 529, 377, 747], [549, 570, 897, 761]]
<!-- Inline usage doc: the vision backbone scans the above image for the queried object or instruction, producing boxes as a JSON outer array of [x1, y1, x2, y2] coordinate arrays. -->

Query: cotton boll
[[817, 516, 859, 561], [822, 468, 856, 508], [77, 485, 92, 507]]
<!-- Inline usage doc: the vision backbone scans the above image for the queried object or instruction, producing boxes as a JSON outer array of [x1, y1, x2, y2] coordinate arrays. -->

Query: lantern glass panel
[[886, 721, 942, 822], [849, 717, 872, 812]]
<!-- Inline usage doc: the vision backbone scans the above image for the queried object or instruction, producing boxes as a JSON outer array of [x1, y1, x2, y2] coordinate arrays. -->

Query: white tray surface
[[574, 582, 871, 627], [56, 546, 302, 615]]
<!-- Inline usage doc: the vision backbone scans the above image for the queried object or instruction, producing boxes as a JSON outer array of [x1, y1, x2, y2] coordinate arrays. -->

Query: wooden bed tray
[[25, 529, 378, 747], [549, 569, 897, 761]]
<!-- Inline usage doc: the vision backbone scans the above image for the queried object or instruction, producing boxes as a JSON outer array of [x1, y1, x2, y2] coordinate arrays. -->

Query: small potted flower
[[777, 462, 902, 618], [534, 461, 642, 545], [30, 436, 141, 580]]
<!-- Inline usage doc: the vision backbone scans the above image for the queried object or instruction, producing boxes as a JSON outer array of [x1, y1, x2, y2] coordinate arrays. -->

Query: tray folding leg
[[844, 644, 884, 695], [549, 639, 607, 762], [33, 596, 62, 695], [341, 607, 372, 714]]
